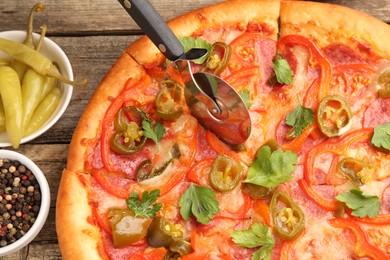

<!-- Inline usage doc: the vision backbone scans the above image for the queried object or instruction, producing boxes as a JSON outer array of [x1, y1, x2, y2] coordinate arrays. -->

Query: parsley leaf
[[285, 104, 314, 137], [252, 246, 274, 260], [243, 146, 298, 188], [231, 223, 275, 260], [126, 189, 162, 218], [178, 36, 212, 64], [371, 122, 390, 151], [179, 184, 219, 224], [142, 117, 166, 145], [272, 58, 293, 85], [239, 89, 252, 109], [336, 189, 381, 218]]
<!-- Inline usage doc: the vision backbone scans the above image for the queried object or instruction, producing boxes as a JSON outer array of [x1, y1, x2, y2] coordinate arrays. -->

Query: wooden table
[[0, 0, 388, 259]]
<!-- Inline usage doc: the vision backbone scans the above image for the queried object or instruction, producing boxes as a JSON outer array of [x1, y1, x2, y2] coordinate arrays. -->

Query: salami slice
[[363, 98, 390, 127]]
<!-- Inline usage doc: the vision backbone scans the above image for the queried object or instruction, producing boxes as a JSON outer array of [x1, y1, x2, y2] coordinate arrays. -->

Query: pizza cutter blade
[[118, 0, 251, 144]]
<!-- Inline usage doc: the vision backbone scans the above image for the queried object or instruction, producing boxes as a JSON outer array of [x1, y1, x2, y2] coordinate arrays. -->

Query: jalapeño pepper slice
[[206, 42, 231, 75], [156, 80, 183, 120], [270, 190, 305, 240], [210, 154, 244, 192], [107, 208, 152, 248], [338, 157, 374, 187], [110, 106, 147, 155], [136, 144, 181, 182], [243, 183, 273, 199], [147, 217, 192, 256], [317, 95, 352, 137], [377, 70, 390, 98]]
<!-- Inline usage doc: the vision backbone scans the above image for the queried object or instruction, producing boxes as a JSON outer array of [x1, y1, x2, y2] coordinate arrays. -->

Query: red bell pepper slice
[[298, 179, 339, 211], [186, 158, 214, 185], [214, 191, 253, 220], [281, 124, 317, 153], [205, 130, 242, 163], [304, 128, 373, 185], [328, 218, 388, 259], [350, 214, 390, 225], [278, 35, 332, 103], [253, 199, 272, 227]]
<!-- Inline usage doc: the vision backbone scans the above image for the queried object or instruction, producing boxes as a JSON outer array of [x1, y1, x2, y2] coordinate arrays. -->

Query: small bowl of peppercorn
[[0, 150, 50, 256]]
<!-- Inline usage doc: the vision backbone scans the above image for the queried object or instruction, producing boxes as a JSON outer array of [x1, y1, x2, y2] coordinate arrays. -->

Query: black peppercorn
[[0, 159, 42, 248]]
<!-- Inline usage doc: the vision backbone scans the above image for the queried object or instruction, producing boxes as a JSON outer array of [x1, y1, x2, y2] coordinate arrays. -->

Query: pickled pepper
[[0, 66, 23, 148]]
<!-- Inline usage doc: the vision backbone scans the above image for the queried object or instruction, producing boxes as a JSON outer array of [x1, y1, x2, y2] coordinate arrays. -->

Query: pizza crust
[[280, 0, 390, 59], [126, 0, 280, 66], [56, 170, 104, 260]]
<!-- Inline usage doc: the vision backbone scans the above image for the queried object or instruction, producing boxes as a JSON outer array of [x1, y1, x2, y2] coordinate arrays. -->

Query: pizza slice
[[275, 1, 390, 258]]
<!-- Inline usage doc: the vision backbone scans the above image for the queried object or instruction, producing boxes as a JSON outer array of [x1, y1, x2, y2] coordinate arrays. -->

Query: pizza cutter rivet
[[124, 0, 131, 9], [158, 44, 166, 53]]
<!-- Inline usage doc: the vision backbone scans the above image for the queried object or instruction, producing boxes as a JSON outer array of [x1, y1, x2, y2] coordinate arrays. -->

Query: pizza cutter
[[117, 0, 251, 144]]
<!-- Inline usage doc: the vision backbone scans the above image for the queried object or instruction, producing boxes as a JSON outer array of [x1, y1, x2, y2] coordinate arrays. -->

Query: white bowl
[[0, 150, 50, 256], [0, 30, 73, 147]]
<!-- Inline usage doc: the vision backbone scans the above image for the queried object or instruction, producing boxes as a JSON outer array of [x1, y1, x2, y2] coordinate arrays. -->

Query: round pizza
[[56, 0, 390, 259]]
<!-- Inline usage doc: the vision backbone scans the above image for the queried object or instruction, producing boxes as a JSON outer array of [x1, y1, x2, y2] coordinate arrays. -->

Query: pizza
[[56, 0, 390, 259]]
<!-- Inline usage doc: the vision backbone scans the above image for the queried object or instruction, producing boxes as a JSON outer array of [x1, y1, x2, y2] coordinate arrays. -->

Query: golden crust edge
[[126, 0, 280, 66], [280, 0, 390, 59], [56, 169, 104, 260]]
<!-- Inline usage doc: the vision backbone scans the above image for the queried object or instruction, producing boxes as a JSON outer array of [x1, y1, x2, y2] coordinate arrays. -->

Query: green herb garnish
[[336, 189, 381, 218], [371, 122, 390, 151], [243, 146, 298, 188], [178, 36, 212, 64], [285, 104, 314, 137], [126, 189, 162, 218], [239, 89, 252, 109], [231, 223, 275, 260], [142, 116, 166, 145], [272, 57, 293, 85], [179, 184, 219, 224]]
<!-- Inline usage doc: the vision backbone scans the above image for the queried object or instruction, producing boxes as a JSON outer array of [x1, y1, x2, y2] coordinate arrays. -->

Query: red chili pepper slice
[[278, 35, 332, 104], [328, 218, 388, 260]]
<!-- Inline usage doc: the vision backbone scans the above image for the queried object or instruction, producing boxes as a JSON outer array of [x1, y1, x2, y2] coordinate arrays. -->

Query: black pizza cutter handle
[[117, 0, 184, 61]]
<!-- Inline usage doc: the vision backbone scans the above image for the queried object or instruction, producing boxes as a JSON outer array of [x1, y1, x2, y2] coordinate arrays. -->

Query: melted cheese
[[360, 180, 389, 198], [290, 219, 354, 259]]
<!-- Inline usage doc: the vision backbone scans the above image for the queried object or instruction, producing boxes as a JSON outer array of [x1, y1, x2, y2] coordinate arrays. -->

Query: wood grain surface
[[0, 0, 389, 259]]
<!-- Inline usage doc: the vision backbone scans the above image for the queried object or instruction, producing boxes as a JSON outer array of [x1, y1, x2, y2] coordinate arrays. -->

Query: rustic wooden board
[[0, 0, 389, 35], [0, 0, 223, 34]]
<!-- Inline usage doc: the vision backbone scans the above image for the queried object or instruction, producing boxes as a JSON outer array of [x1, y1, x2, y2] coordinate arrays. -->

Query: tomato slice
[[224, 66, 264, 95], [93, 170, 132, 199], [226, 33, 276, 76], [129, 247, 167, 260], [328, 218, 388, 259]]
